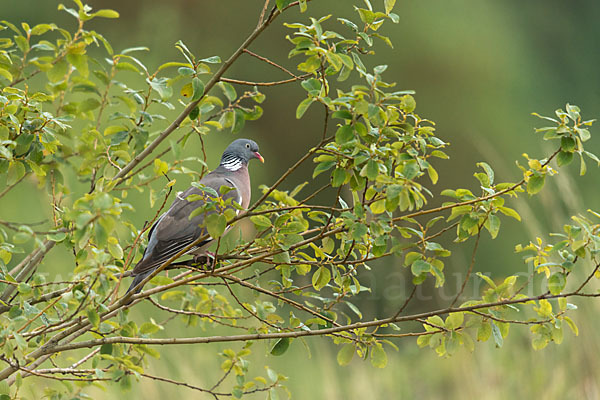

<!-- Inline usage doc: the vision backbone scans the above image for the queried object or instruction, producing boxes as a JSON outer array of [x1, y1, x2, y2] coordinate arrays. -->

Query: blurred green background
[[3, 0, 600, 398]]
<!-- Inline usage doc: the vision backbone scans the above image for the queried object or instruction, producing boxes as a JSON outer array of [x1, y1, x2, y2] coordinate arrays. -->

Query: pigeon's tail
[[125, 270, 152, 297]]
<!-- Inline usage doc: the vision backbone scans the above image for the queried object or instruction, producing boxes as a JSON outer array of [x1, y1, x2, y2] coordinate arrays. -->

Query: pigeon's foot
[[193, 252, 216, 271]]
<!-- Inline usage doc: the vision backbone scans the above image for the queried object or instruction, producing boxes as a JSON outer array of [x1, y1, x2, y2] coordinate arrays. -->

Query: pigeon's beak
[[254, 152, 264, 163]]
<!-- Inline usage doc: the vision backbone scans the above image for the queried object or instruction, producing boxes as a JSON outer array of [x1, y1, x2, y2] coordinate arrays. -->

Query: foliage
[[0, 0, 599, 398]]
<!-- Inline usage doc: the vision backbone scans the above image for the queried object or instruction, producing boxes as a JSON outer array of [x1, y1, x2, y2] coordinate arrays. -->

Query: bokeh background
[[3, 0, 600, 398]]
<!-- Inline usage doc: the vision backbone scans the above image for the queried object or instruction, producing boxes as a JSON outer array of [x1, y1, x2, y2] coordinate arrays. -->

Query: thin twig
[[450, 223, 484, 307], [221, 74, 309, 87], [243, 48, 299, 78]]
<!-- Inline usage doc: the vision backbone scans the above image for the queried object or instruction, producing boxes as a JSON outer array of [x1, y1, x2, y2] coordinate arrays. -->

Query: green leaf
[[301, 78, 321, 95], [527, 174, 545, 195], [79, 98, 100, 112], [556, 150, 574, 167], [351, 222, 368, 240], [149, 77, 173, 100], [296, 97, 314, 119], [548, 272, 566, 295], [100, 343, 113, 355], [561, 136, 576, 152], [205, 213, 227, 238], [325, 52, 343, 71], [404, 252, 421, 266], [150, 276, 175, 286], [276, 0, 293, 10], [335, 125, 354, 144], [477, 321, 491, 342], [312, 266, 331, 290], [532, 336, 548, 350], [178, 67, 195, 76], [357, 8, 376, 24], [30, 23, 56, 36], [579, 154, 587, 176], [345, 301, 362, 318], [477, 162, 494, 185], [427, 165, 438, 184], [361, 159, 379, 180], [486, 214, 500, 239], [313, 161, 335, 178], [577, 127, 591, 142], [140, 322, 160, 335], [47, 231, 66, 242], [535, 299, 553, 317], [476, 272, 496, 288], [87, 309, 100, 328], [331, 168, 346, 187], [7, 161, 26, 186], [200, 56, 221, 64], [411, 259, 431, 276], [445, 312, 464, 330], [273, 251, 290, 264], [563, 316, 578, 336], [17, 282, 31, 294], [92, 9, 120, 18], [66, 53, 89, 77], [369, 199, 386, 214], [180, 82, 193, 98], [0, 67, 13, 82], [218, 81, 237, 102], [189, 106, 199, 120], [191, 77, 205, 101], [250, 215, 272, 228], [332, 110, 353, 120], [400, 94, 416, 113], [232, 109, 245, 133], [270, 338, 290, 356], [107, 237, 123, 259], [384, 0, 396, 14], [497, 206, 521, 221], [490, 322, 503, 348], [370, 344, 387, 368], [337, 344, 355, 366], [153, 159, 168, 176]]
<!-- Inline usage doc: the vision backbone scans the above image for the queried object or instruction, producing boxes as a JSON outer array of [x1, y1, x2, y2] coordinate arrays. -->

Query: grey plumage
[[126, 138, 263, 295]]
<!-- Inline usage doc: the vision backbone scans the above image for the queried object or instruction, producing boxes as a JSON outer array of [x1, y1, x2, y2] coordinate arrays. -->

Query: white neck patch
[[220, 156, 243, 171]]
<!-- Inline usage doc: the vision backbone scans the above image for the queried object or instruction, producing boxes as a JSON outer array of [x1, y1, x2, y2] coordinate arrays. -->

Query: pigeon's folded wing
[[131, 173, 242, 277]]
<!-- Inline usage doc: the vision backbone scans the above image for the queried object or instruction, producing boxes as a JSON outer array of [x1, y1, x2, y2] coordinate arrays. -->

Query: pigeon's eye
[[246, 143, 250, 148]]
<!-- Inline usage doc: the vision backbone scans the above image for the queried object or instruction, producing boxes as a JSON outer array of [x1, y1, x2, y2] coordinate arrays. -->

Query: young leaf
[[384, 0, 396, 14], [92, 9, 120, 18], [337, 344, 355, 366], [445, 312, 464, 330], [312, 266, 331, 290], [548, 272, 566, 295], [370, 344, 388, 368], [296, 97, 314, 119], [477, 321, 492, 342]]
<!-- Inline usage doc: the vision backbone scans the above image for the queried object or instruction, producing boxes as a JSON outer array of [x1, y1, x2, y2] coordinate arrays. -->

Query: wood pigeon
[[126, 138, 264, 294]]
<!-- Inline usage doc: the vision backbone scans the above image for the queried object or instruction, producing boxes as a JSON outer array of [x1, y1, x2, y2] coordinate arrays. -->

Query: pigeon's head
[[222, 138, 264, 164]]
